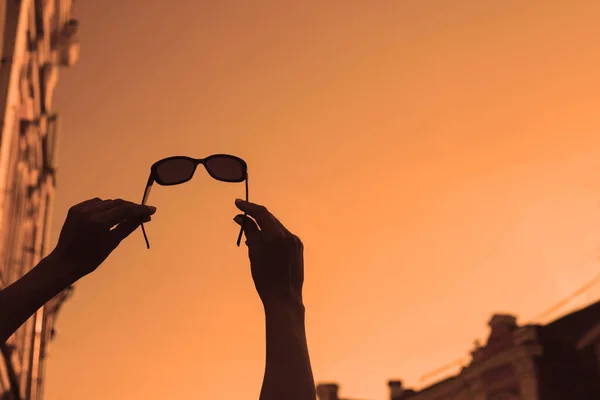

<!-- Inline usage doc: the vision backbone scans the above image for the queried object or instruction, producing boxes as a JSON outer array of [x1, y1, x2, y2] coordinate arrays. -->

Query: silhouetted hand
[[234, 199, 304, 307], [234, 199, 315, 400], [49, 198, 156, 285]]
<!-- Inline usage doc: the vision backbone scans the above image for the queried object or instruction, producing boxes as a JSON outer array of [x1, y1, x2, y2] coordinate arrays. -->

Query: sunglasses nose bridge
[[191, 158, 201, 171], [195, 159, 211, 179]]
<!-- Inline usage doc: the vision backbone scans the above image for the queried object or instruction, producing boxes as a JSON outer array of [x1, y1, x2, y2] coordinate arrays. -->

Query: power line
[[528, 271, 600, 323], [417, 270, 600, 386], [419, 357, 467, 383]]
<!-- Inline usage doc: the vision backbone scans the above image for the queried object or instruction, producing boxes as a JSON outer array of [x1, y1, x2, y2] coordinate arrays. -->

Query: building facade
[[386, 299, 600, 400], [0, 1, 79, 399], [317, 299, 600, 400]]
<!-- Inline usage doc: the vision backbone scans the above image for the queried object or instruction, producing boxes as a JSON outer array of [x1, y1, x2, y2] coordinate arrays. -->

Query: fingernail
[[235, 199, 244, 205], [146, 205, 157, 213], [142, 215, 152, 223], [233, 215, 243, 225]]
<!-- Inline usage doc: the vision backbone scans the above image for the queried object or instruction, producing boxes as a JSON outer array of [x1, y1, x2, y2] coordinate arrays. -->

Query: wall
[[0, 1, 79, 399]]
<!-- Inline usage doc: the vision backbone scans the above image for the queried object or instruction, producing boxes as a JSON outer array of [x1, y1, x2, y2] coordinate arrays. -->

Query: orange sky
[[43, 1, 600, 399]]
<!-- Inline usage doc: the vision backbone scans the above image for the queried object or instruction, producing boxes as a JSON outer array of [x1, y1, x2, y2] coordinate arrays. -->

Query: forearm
[[260, 300, 316, 400], [0, 253, 71, 344]]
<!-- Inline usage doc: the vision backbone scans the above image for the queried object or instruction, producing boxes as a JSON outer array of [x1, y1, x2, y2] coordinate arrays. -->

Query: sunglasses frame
[[151, 154, 248, 186], [140, 154, 248, 249]]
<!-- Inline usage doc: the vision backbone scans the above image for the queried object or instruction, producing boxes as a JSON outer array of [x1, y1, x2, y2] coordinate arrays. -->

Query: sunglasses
[[140, 154, 248, 249]]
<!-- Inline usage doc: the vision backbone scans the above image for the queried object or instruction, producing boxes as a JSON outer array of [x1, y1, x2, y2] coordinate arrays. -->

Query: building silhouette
[[317, 382, 371, 400], [0, 1, 79, 399], [318, 299, 600, 400]]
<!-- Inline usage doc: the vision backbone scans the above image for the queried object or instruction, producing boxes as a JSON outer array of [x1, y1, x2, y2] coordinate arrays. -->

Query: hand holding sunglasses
[[140, 154, 249, 249]]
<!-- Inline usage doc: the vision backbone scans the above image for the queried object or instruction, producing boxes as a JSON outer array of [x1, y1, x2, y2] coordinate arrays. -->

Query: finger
[[88, 199, 154, 214], [111, 216, 150, 245], [92, 201, 156, 227], [74, 197, 102, 210], [233, 214, 260, 243], [234, 199, 280, 234], [85, 198, 118, 213], [235, 199, 294, 236], [269, 213, 293, 236]]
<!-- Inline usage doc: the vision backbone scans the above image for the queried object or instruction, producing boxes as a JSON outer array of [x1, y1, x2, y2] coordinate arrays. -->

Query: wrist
[[263, 297, 306, 319], [41, 251, 78, 289], [263, 293, 304, 309]]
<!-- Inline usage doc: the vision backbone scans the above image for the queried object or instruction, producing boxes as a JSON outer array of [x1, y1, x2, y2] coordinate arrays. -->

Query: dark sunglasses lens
[[156, 159, 195, 184], [205, 156, 245, 181]]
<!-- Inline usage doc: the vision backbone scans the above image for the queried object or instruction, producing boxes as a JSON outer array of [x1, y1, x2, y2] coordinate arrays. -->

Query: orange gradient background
[[43, 1, 600, 399]]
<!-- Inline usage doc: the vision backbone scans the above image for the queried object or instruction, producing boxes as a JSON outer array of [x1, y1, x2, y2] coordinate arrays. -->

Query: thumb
[[111, 216, 151, 245], [234, 214, 260, 243]]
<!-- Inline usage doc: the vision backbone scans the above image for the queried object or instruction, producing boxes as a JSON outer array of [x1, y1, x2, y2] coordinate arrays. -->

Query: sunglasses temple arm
[[236, 176, 249, 247], [141, 224, 150, 249], [141, 173, 155, 249]]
